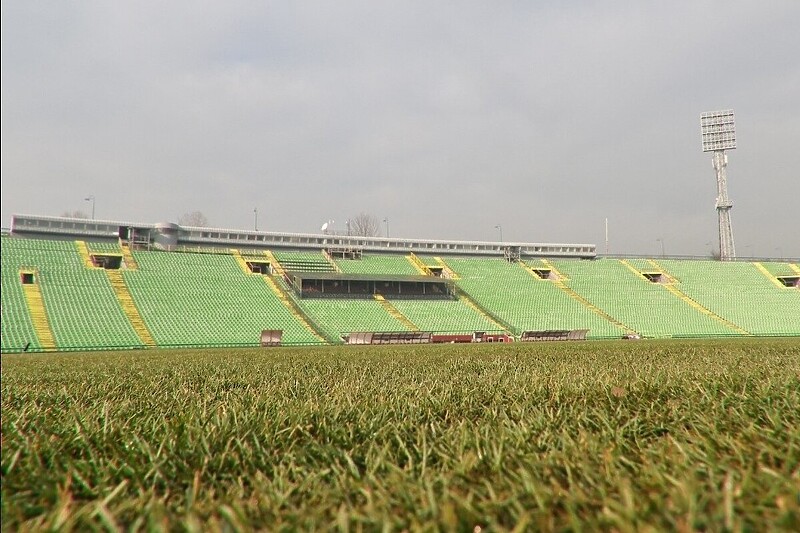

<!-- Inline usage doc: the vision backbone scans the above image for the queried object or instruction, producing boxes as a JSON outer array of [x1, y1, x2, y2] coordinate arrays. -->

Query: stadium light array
[[700, 110, 736, 152]]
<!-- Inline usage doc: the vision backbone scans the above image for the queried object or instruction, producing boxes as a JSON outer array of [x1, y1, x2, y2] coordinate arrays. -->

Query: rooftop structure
[[10, 214, 597, 259]]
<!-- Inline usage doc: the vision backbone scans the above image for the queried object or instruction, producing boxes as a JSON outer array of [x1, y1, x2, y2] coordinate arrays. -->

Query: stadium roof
[[10, 213, 597, 259], [288, 272, 444, 284]]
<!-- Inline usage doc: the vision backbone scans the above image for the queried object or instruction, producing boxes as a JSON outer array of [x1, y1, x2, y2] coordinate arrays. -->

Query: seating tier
[[1, 237, 142, 350], [388, 299, 499, 333], [334, 254, 419, 275], [3, 235, 798, 350], [656, 259, 800, 336], [447, 258, 624, 338], [124, 250, 321, 346], [1, 240, 41, 352], [296, 298, 409, 341], [273, 251, 336, 272], [550, 259, 735, 338]]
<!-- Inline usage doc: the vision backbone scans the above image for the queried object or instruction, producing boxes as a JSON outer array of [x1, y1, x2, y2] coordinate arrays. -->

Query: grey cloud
[[2, 1, 798, 257]]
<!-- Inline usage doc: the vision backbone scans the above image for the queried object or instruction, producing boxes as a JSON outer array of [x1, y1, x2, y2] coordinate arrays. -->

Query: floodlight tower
[[700, 109, 737, 261]]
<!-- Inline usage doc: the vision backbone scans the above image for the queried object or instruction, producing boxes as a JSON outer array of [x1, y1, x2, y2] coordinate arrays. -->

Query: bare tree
[[348, 212, 380, 237], [61, 210, 89, 219], [179, 211, 209, 227]]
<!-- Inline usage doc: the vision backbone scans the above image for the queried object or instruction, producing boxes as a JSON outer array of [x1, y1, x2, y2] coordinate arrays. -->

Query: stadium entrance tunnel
[[247, 261, 271, 274], [288, 272, 454, 299], [260, 329, 283, 346], [428, 265, 444, 277], [777, 276, 799, 288], [643, 272, 670, 284], [531, 268, 556, 280], [91, 254, 123, 269], [20, 271, 35, 284]]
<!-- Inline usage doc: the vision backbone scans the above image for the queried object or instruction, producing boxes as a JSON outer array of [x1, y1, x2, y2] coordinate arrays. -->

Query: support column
[[713, 150, 736, 261]]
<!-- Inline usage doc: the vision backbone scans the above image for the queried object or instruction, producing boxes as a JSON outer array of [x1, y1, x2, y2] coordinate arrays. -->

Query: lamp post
[[383, 218, 389, 238], [495, 224, 503, 243], [656, 238, 665, 258], [253, 208, 258, 231], [84, 196, 95, 219]]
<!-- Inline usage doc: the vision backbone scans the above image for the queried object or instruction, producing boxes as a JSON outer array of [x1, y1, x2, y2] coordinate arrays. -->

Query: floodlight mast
[[701, 109, 737, 261]]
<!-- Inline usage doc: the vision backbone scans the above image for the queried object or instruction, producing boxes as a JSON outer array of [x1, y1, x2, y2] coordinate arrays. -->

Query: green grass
[[2, 339, 799, 531]]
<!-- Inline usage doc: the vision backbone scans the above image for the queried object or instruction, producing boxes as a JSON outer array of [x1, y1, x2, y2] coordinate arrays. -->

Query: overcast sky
[[2, 1, 798, 257]]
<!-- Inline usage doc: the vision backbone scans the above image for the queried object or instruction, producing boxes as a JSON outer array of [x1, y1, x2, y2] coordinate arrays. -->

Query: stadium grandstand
[[1, 214, 798, 352]]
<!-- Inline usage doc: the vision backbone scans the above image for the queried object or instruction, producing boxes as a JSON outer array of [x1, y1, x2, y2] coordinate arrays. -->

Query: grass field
[[2, 339, 799, 531]]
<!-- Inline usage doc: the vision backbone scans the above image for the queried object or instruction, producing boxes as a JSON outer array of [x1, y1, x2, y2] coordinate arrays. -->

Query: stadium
[[2, 211, 798, 352], [4, 1, 800, 528], [3, 211, 799, 529]]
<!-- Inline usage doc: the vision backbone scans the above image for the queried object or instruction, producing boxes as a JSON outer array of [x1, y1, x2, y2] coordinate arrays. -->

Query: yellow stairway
[[106, 270, 156, 346], [753, 262, 789, 289], [262, 275, 327, 343], [455, 292, 510, 333], [407, 253, 432, 276], [263, 250, 286, 278], [432, 257, 507, 331], [232, 249, 324, 342], [373, 295, 419, 330], [540, 260, 635, 336], [520, 261, 565, 281], [20, 270, 56, 350], [788, 263, 800, 275], [619, 258, 679, 285], [230, 249, 252, 274], [538, 259, 568, 281], [322, 249, 342, 272], [552, 279, 635, 336], [75, 241, 96, 269], [432, 257, 460, 279], [520, 262, 542, 281], [647, 259, 749, 335], [121, 244, 138, 270]]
